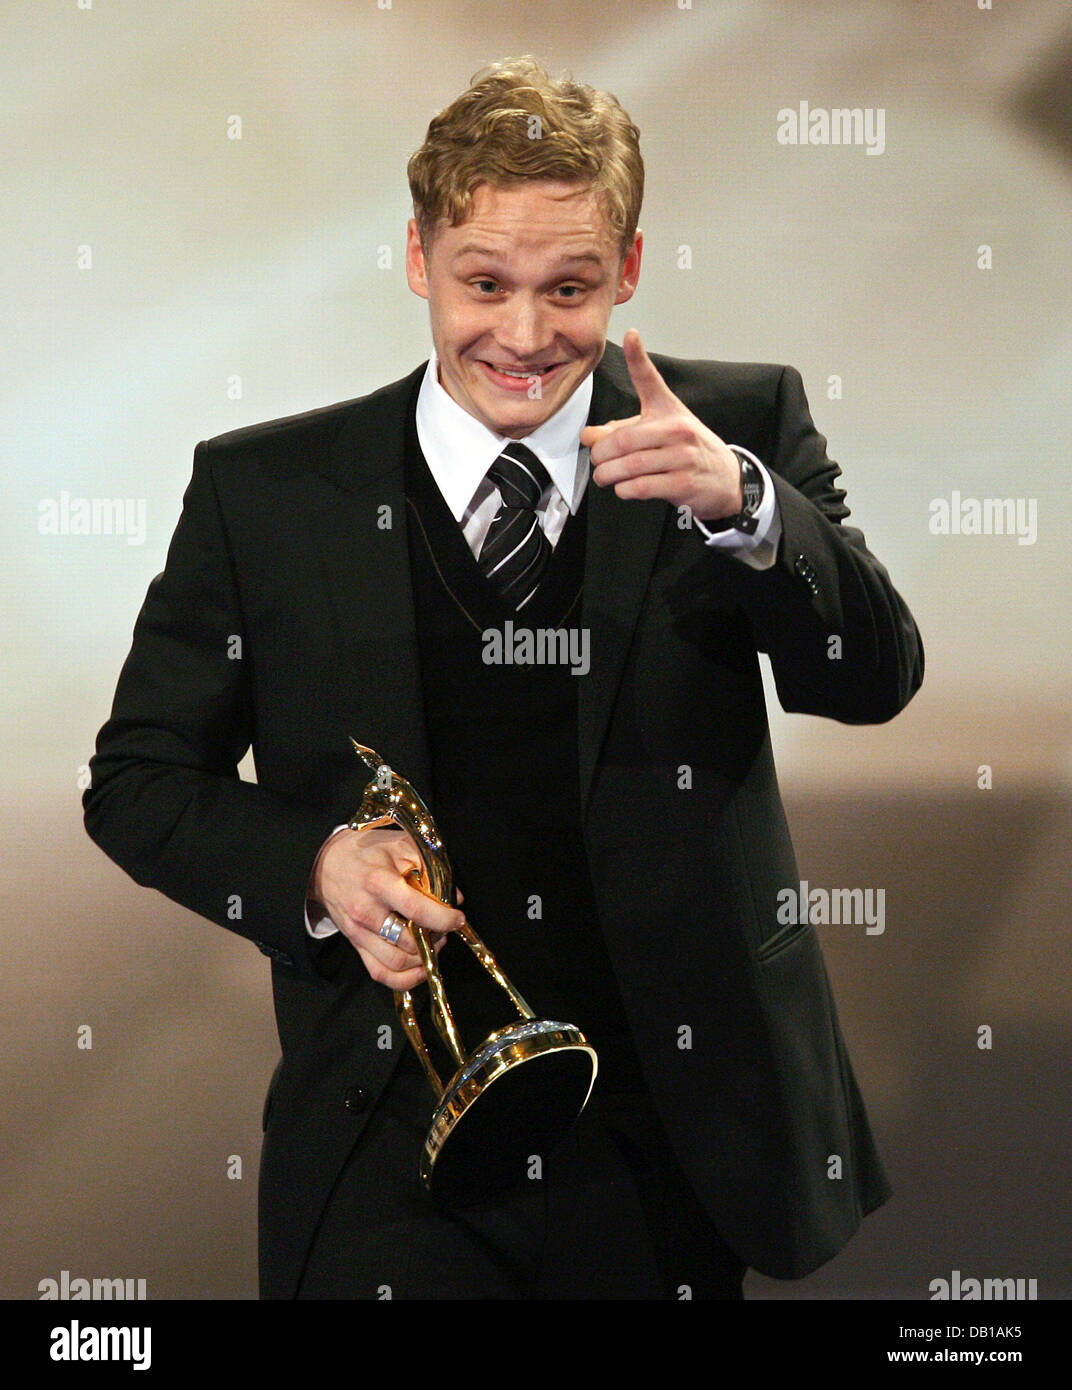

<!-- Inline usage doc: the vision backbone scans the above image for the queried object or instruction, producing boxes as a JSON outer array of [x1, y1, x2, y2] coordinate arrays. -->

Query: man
[[84, 58, 923, 1300]]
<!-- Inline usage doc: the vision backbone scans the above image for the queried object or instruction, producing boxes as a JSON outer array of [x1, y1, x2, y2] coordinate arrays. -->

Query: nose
[[493, 293, 553, 363]]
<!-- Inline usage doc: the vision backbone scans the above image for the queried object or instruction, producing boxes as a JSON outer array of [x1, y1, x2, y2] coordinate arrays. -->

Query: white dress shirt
[[416, 348, 592, 553], [306, 348, 783, 937]]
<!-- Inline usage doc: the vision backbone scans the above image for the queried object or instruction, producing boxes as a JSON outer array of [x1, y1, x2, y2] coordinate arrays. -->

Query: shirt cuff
[[304, 823, 351, 938], [693, 448, 782, 571]]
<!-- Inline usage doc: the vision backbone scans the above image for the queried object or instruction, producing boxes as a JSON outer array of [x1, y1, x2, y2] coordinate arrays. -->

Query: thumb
[[580, 422, 617, 447]]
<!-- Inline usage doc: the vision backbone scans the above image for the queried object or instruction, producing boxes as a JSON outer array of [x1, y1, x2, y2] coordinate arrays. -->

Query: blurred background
[[3, 0, 1069, 1299]]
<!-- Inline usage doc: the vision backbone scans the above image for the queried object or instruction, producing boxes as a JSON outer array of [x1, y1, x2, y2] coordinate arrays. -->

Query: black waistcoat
[[402, 397, 643, 1091]]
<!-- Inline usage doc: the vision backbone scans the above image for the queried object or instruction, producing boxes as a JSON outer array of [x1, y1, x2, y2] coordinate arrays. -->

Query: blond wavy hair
[[407, 57, 644, 258]]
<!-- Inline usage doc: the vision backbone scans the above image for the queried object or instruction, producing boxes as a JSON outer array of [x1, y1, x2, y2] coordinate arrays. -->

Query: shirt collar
[[415, 348, 593, 521]]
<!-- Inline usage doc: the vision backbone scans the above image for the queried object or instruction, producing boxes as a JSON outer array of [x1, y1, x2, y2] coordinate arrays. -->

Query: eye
[[473, 279, 500, 294], [555, 284, 586, 300]]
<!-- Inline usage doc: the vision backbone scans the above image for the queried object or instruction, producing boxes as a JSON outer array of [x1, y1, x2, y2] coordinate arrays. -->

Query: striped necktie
[[478, 441, 553, 611]]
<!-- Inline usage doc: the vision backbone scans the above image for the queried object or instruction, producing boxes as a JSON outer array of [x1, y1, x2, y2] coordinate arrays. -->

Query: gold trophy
[[348, 741, 598, 1206]]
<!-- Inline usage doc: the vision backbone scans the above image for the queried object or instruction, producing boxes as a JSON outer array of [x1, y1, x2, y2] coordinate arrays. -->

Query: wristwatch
[[701, 446, 765, 535]]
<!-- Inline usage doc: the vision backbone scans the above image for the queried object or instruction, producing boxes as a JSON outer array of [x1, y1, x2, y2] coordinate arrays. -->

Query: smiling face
[[406, 181, 642, 438]]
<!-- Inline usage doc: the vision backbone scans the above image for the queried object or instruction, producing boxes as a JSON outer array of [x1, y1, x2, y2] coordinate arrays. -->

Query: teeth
[[493, 366, 548, 377]]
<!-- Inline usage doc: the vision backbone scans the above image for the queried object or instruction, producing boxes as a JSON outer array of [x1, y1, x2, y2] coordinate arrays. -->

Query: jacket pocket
[[755, 915, 814, 964]]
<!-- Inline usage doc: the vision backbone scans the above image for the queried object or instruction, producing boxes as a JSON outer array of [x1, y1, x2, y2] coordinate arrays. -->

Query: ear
[[406, 219, 430, 300], [613, 230, 643, 306]]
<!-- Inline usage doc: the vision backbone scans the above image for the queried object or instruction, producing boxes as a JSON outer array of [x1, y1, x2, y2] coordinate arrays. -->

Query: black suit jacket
[[84, 341, 923, 1295]]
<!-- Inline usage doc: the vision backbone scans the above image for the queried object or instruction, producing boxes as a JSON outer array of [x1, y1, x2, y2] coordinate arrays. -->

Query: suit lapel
[[579, 343, 667, 817], [306, 364, 433, 796]]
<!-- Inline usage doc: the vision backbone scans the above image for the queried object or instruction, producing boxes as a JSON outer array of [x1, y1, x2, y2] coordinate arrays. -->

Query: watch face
[[743, 478, 763, 511]]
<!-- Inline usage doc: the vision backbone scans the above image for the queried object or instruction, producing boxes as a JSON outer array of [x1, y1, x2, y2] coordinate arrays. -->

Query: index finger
[[623, 328, 676, 415], [400, 866, 465, 931]]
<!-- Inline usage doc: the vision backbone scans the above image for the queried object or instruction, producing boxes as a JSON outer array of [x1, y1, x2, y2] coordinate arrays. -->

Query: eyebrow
[[452, 245, 605, 268]]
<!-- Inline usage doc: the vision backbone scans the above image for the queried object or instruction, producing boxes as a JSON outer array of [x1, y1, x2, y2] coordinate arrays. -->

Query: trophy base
[[421, 1019, 598, 1208]]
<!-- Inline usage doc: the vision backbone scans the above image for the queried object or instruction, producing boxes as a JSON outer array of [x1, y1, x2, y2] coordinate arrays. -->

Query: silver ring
[[379, 911, 406, 945]]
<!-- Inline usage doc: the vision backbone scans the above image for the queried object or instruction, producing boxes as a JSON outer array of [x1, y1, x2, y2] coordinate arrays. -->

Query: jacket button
[[344, 1085, 370, 1115]]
